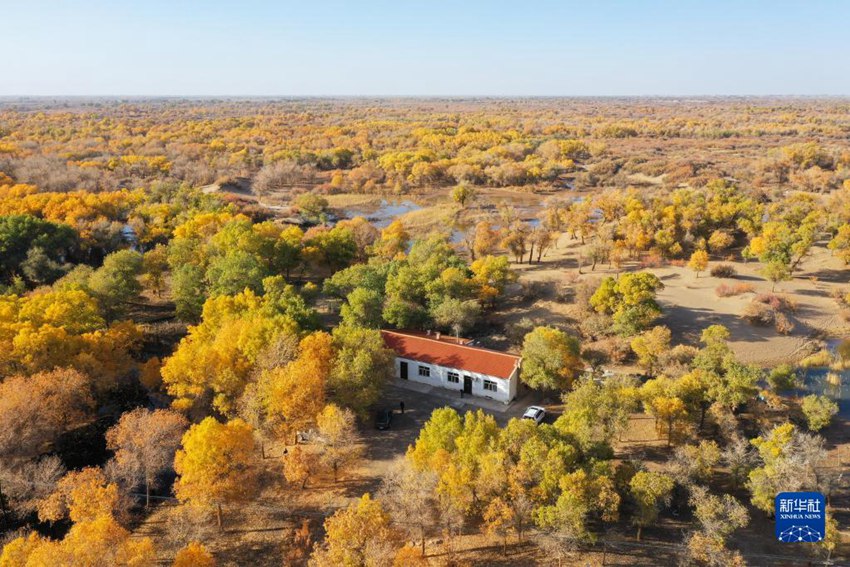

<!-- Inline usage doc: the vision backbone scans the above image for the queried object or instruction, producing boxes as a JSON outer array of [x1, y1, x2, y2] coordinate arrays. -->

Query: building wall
[[393, 356, 516, 404]]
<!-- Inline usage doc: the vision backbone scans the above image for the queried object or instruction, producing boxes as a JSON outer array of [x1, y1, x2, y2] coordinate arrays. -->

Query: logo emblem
[[775, 492, 825, 543]]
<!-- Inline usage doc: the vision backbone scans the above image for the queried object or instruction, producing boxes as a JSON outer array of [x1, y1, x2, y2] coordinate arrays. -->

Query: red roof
[[381, 330, 520, 380]]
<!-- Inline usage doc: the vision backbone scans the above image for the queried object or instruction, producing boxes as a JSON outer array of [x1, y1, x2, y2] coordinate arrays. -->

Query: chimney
[[435, 332, 441, 340]]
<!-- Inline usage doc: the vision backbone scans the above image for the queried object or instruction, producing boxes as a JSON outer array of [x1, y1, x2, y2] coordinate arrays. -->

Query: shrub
[[741, 301, 774, 326], [768, 364, 797, 392], [715, 282, 754, 297], [754, 293, 796, 313], [837, 339, 850, 364], [800, 394, 838, 431], [659, 344, 700, 378], [742, 293, 797, 333], [579, 312, 615, 340], [800, 349, 833, 368], [710, 264, 737, 278], [574, 279, 600, 310], [774, 312, 794, 335], [507, 317, 536, 346], [640, 251, 664, 269], [520, 281, 546, 301], [593, 336, 631, 364]]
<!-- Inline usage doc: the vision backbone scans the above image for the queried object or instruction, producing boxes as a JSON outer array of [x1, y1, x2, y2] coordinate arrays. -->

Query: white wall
[[393, 356, 516, 404]]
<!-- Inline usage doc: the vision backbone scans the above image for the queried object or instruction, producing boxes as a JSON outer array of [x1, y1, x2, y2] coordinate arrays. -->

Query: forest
[[0, 97, 847, 566]]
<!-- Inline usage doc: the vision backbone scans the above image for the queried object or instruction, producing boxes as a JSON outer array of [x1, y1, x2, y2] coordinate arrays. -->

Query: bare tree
[[254, 160, 314, 195], [106, 408, 189, 507], [0, 369, 94, 463], [316, 405, 363, 483], [378, 459, 439, 556], [0, 456, 65, 518], [721, 435, 756, 489]]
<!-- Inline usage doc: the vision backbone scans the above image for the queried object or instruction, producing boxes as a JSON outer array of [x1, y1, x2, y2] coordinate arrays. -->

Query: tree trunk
[[217, 504, 224, 532], [527, 242, 534, 264], [636, 525, 642, 541], [421, 533, 426, 556], [0, 480, 10, 527], [145, 476, 151, 508]]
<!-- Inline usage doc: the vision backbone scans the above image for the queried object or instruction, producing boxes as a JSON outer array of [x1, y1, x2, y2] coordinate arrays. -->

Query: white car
[[522, 405, 546, 425]]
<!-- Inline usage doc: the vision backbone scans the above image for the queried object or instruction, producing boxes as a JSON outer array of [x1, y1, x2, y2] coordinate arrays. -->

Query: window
[[418, 365, 430, 377], [447, 371, 459, 384], [483, 379, 497, 392]]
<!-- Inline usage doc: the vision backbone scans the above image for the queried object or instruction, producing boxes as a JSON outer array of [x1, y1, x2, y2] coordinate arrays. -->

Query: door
[[400, 361, 408, 380], [463, 375, 473, 395]]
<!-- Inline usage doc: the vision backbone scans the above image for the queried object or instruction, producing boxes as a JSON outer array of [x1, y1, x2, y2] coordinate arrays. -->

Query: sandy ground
[[491, 231, 849, 366]]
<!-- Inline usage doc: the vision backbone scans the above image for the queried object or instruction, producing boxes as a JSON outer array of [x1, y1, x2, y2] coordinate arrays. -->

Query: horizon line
[[2, 93, 850, 100]]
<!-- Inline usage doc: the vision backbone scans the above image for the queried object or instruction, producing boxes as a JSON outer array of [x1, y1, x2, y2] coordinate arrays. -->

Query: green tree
[[294, 193, 329, 223], [747, 423, 824, 514], [206, 250, 267, 296], [340, 287, 384, 329], [407, 407, 463, 471], [761, 259, 791, 291], [329, 325, 394, 417], [171, 264, 206, 321], [629, 471, 674, 540], [767, 364, 797, 392], [521, 326, 582, 391], [87, 250, 144, 318], [630, 326, 671, 376], [0, 214, 76, 286], [431, 297, 481, 337], [555, 375, 639, 449], [21, 247, 67, 286], [800, 394, 838, 431], [451, 184, 477, 208], [590, 272, 663, 336]]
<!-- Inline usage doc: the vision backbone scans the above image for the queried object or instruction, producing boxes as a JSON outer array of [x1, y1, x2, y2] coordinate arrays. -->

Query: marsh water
[[797, 339, 850, 417]]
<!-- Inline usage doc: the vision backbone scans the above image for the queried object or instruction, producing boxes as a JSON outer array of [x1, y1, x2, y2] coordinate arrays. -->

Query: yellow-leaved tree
[[173, 541, 216, 567], [161, 289, 300, 415], [37, 467, 121, 524], [173, 417, 259, 530], [688, 249, 709, 278], [261, 331, 333, 443], [309, 493, 400, 566], [3, 467, 156, 566], [1, 515, 156, 567]]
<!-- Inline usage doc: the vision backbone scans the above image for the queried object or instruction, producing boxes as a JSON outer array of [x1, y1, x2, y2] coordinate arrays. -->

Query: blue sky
[[1, 0, 848, 96]]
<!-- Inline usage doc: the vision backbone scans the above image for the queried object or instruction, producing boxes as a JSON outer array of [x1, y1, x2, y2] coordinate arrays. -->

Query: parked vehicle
[[522, 405, 546, 425]]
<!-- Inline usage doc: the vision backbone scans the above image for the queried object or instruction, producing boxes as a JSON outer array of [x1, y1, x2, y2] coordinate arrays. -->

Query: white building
[[381, 330, 520, 404]]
